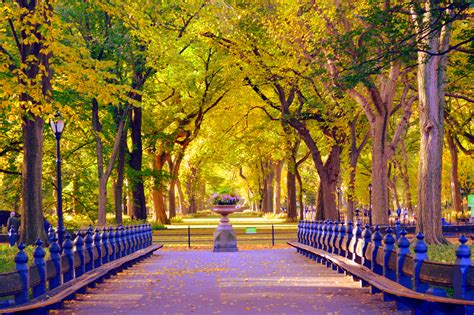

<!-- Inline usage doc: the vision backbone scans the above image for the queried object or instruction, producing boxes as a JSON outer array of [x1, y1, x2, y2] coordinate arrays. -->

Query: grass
[[0, 244, 36, 274]]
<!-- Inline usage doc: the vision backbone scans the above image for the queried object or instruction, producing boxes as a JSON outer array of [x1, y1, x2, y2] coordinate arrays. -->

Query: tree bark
[[447, 133, 463, 213], [114, 108, 127, 224], [398, 135, 413, 212], [92, 99, 127, 225], [414, 1, 452, 244], [273, 160, 283, 214], [347, 116, 369, 221], [151, 153, 169, 224], [21, 116, 46, 244], [129, 105, 147, 220], [371, 114, 390, 225], [295, 167, 304, 220], [17, 0, 54, 244], [287, 164, 298, 220], [261, 160, 274, 213], [176, 178, 186, 215], [167, 155, 184, 219]]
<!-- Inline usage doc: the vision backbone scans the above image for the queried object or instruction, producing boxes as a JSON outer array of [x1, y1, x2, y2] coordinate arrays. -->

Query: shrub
[[150, 222, 167, 230], [170, 215, 184, 224], [262, 212, 287, 220]]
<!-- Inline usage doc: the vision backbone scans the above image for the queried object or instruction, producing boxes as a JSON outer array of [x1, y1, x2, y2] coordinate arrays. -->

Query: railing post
[[360, 224, 372, 268], [413, 232, 428, 293], [345, 220, 353, 260], [74, 231, 85, 278], [316, 221, 323, 249], [101, 227, 109, 264], [63, 232, 74, 283], [396, 228, 411, 289], [371, 226, 383, 275], [338, 221, 346, 257], [108, 227, 116, 261], [350, 220, 362, 264], [319, 221, 327, 251], [395, 219, 401, 241], [14, 243, 29, 305], [272, 224, 275, 246], [93, 228, 102, 268], [454, 234, 471, 299], [115, 226, 122, 259], [49, 236, 62, 289], [32, 239, 46, 298], [133, 225, 138, 252], [48, 225, 56, 245], [297, 221, 302, 244], [309, 221, 315, 248], [84, 227, 94, 272], [332, 221, 339, 254], [120, 226, 127, 256], [147, 224, 152, 246], [383, 227, 396, 282], [326, 221, 334, 254], [125, 226, 131, 255]]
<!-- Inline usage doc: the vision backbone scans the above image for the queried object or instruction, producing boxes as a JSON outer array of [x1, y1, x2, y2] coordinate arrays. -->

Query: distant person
[[396, 208, 401, 219], [7, 212, 19, 234], [388, 209, 391, 217]]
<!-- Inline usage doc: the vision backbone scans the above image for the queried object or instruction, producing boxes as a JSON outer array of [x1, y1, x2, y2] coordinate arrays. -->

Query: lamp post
[[50, 113, 65, 247], [368, 183, 373, 226], [336, 187, 341, 221]]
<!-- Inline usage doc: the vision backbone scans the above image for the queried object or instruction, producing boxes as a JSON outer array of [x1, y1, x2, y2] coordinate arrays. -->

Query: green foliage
[[150, 222, 167, 230], [170, 216, 184, 224], [0, 244, 35, 274]]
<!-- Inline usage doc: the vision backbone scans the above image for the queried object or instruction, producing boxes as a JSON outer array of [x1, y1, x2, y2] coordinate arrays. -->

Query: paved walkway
[[54, 249, 399, 314]]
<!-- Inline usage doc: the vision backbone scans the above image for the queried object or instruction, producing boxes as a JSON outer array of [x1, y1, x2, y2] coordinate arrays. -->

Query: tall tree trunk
[[168, 155, 184, 219], [447, 133, 463, 213], [273, 160, 283, 214], [151, 153, 169, 224], [21, 116, 46, 244], [388, 164, 401, 211], [114, 108, 127, 224], [371, 115, 389, 225], [295, 167, 304, 220], [287, 164, 298, 220], [17, 0, 54, 244], [129, 106, 147, 220], [347, 116, 369, 221], [177, 178, 186, 215], [398, 135, 413, 212], [186, 166, 199, 214], [262, 161, 274, 213], [414, 1, 452, 244]]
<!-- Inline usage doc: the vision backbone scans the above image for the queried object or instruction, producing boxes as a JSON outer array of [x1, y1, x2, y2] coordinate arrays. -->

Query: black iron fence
[[153, 225, 297, 247]]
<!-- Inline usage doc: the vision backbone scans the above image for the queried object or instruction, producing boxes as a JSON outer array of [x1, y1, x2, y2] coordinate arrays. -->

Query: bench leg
[[395, 297, 413, 311], [369, 285, 381, 294], [383, 292, 395, 302]]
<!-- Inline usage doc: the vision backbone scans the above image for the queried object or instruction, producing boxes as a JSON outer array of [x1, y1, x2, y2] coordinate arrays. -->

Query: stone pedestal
[[213, 205, 238, 252]]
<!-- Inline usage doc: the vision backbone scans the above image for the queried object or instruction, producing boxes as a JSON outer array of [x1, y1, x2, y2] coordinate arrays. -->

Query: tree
[[411, 1, 470, 244], [1, 0, 56, 243]]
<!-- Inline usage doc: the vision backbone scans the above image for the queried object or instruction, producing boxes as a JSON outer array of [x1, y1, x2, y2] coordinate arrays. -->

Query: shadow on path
[[53, 248, 400, 314]]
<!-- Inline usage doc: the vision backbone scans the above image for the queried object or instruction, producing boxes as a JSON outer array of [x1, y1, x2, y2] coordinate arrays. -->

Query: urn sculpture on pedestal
[[211, 193, 240, 252]]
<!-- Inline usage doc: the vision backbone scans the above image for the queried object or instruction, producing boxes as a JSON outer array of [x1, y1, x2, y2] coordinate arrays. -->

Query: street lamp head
[[50, 112, 65, 135], [337, 186, 341, 193], [368, 183, 372, 192]]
